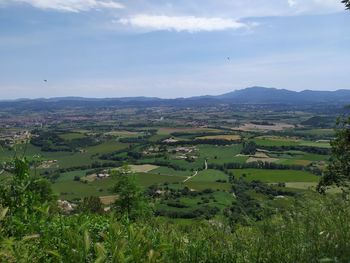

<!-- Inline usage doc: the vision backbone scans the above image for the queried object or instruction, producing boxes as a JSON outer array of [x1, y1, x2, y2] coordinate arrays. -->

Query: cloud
[[12, 0, 124, 12], [118, 15, 248, 32], [288, 0, 297, 7], [285, 0, 343, 13]]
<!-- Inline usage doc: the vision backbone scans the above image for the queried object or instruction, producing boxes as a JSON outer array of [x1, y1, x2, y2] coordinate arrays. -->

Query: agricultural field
[[196, 134, 241, 141], [253, 136, 329, 147], [0, 103, 338, 220], [231, 168, 320, 183]]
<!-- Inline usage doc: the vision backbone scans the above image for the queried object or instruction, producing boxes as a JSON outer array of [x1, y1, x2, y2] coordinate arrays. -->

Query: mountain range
[[1, 87, 350, 108]]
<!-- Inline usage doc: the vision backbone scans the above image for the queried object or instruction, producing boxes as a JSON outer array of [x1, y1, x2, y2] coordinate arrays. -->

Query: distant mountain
[[1, 87, 350, 109], [214, 87, 350, 104]]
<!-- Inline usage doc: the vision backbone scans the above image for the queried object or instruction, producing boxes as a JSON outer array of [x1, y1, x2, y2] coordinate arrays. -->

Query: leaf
[[47, 250, 61, 259], [22, 234, 40, 241], [0, 207, 8, 221], [94, 243, 106, 263], [84, 230, 91, 255]]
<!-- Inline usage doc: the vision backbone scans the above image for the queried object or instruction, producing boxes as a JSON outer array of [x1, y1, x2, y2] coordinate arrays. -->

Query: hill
[[215, 87, 350, 104], [1, 87, 350, 110]]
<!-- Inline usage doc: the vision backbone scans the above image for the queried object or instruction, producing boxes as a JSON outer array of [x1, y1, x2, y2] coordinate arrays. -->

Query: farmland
[[0, 102, 340, 221]]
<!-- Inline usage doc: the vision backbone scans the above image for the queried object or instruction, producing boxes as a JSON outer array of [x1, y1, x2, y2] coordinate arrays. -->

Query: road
[[183, 170, 198, 183]]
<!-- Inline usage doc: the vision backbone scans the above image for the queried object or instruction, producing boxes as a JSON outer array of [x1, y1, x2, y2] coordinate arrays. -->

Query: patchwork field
[[0, 106, 338, 221]]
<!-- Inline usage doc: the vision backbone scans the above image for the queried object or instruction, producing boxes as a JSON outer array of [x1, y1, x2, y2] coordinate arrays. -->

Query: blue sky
[[0, 0, 349, 99]]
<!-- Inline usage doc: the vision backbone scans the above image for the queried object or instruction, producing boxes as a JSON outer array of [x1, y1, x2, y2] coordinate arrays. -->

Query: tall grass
[[0, 196, 349, 262]]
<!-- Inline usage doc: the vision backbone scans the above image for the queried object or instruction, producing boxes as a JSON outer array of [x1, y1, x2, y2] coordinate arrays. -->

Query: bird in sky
[[43, 79, 47, 82]]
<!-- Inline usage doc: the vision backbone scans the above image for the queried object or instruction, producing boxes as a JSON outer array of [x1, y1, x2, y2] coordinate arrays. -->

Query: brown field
[[99, 195, 118, 205], [128, 164, 159, 173], [257, 135, 300, 141], [234, 123, 294, 132], [245, 151, 279, 163]]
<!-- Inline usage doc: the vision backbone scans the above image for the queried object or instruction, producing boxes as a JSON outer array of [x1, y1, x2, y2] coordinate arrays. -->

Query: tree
[[0, 158, 56, 236], [342, 0, 350, 9], [112, 165, 150, 219], [241, 141, 257, 155], [317, 113, 350, 194]]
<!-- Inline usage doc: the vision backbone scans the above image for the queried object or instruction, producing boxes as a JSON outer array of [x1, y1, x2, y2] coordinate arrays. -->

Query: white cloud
[[118, 15, 248, 32], [288, 0, 297, 7], [285, 0, 343, 14], [12, 0, 124, 12]]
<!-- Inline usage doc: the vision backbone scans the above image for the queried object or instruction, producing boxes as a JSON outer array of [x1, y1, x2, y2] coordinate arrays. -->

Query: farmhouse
[[97, 173, 110, 179], [163, 138, 179, 143]]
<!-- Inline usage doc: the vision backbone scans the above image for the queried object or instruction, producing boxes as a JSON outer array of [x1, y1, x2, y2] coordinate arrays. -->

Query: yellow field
[[128, 164, 159, 173]]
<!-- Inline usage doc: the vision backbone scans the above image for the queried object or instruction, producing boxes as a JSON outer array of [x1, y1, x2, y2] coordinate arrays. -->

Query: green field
[[152, 166, 191, 177], [52, 172, 185, 200], [231, 169, 320, 183], [198, 144, 243, 164], [253, 136, 330, 148], [189, 169, 228, 183]]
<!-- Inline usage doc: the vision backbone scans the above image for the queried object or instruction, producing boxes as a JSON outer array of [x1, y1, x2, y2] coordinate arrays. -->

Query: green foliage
[[0, 197, 350, 262], [78, 196, 104, 214], [112, 166, 151, 219], [318, 114, 350, 193], [0, 158, 56, 236], [241, 141, 257, 155]]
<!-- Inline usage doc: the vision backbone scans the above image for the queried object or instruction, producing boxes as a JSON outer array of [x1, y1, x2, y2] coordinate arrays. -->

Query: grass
[[105, 131, 140, 137], [152, 166, 191, 177], [253, 136, 300, 147], [253, 136, 330, 148], [56, 170, 93, 182], [0, 140, 129, 169], [3, 196, 350, 262], [196, 135, 241, 141], [277, 159, 312, 166], [285, 182, 318, 190], [271, 150, 328, 166], [295, 128, 334, 137], [128, 164, 159, 173], [198, 144, 243, 165], [184, 181, 232, 191], [189, 169, 228, 183], [134, 173, 185, 188], [157, 127, 221, 135], [53, 172, 185, 200], [230, 168, 320, 183]]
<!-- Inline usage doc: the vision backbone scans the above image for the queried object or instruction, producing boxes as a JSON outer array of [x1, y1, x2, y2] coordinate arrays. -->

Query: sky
[[0, 0, 349, 99]]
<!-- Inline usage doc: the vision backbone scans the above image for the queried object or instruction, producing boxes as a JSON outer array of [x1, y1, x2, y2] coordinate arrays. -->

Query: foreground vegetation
[[0, 157, 349, 262]]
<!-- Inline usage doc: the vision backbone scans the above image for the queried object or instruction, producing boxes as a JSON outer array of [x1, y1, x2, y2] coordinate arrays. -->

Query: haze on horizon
[[0, 0, 349, 99]]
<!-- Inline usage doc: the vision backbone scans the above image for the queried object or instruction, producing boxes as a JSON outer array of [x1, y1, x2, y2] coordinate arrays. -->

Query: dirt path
[[204, 159, 208, 170], [183, 170, 198, 183]]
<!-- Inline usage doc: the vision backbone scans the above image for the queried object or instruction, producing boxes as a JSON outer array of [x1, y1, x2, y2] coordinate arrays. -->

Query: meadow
[[231, 168, 320, 183]]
